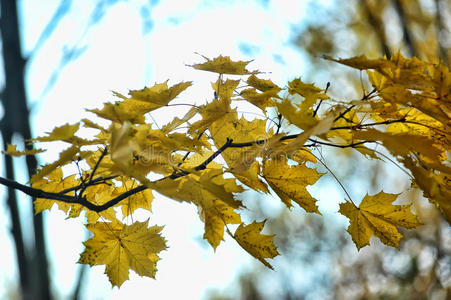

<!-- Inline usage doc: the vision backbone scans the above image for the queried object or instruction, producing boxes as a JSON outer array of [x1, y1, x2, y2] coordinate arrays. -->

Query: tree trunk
[[0, 1, 52, 299]]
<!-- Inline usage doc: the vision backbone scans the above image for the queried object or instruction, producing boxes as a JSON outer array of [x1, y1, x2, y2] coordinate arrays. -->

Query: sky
[[0, 0, 325, 299]]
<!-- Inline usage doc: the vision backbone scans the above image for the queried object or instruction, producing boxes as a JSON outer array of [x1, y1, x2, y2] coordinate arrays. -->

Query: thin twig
[[313, 153, 356, 205]]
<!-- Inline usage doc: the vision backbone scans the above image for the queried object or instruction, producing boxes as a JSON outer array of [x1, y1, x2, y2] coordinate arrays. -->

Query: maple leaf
[[211, 78, 240, 100], [87, 101, 146, 124], [33, 123, 80, 142], [402, 157, 451, 224], [161, 106, 197, 133], [188, 97, 233, 135], [78, 220, 167, 287], [30, 145, 80, 184], [3, 144, 45, 156], [179, 173, 242, 249], [128, 81, 192, 109], [239, 88, 278, 112], [232, 161, 269, 194], [199, 197, 241, 250], [276, 98, 319, 131], [116, 179, 153, 217], [339, 191, 421, 250], [209, 112, 270, 167], [32, 168, 79, 214], [190, 54, 258, 75], [153, 169, 242, 249], [246, 74, 281, 93], [353, 129, 442, 161], [263, 157, 323, 213], [288, 78, 327, 98], [234, 221, 279, 269], [323, 54, 392, 70]]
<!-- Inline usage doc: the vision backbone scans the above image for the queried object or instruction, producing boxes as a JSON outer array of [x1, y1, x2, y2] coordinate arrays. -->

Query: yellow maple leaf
[[209, 112, 270, 165], [246, 74, 281, 93], [188, 97, 233, 135], [353, 129, 442, 161], [263, 157, 323, 213], [323, 54, 392, 70], [128, 81, 192, 109], [403, 157, 451, 224], [32, 168, 79, 214], [270, 115, 334, 157], [3, 144, 45, 156], [153, 169, 242, 249], [211, 78, 240, 100], [181, 173, 242, 249], [276, 98, 319, 131], [190, 55, 257, 75], [109, 122, 166, 181], [234, 221, 279, 269], [198, 196, 241, 250], [232, 161, 269, 194], [33, 123, 80, 142], [116, 179, 153, 218], [239, 88, 278, 112], [30, 145, 80, 184], [87, 101, 146, 124], [339, 191, 421, 250], [161, 106, 198, 133], [78, 220, 167, 287], [288, 78, 326, 98]]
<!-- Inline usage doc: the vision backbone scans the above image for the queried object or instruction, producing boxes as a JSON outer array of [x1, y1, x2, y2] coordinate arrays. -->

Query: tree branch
[[0, 126, 381, 214], [392, 0, 417, 57]]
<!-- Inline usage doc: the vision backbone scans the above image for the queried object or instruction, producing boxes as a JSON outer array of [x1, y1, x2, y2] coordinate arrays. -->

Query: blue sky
[[0, 0, 349, 299]]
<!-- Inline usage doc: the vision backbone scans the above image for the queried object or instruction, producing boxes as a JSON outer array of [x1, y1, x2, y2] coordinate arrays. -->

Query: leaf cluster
[[2, 54, 450, 287]]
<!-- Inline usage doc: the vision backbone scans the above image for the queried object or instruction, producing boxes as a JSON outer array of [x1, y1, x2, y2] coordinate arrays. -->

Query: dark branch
[[0, 116, 403, 213], [306, 138, 369, 148], [78, 147, 108, 197], [331, 118, 406, 130], [195, 138, 233, 171], [392, 0, 417, 57]]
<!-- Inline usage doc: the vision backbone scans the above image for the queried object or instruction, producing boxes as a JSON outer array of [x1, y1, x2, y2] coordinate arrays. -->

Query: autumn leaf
[[188, 97, 233, 135], [32, 168, 79, 214], [3, 144, 45, 156], [211, 78, 240, 100], [402, 157, 451, 224], [87, 101, 146, 124], [263, 157, 323, 213], [161, 106, 197, 133], [30, 145, 80, 184], [239, 88, 278, 112], [128, 80, 192, 109], [339, 191, 421, 250], [149, 168, 242, 250], [115, 180, 153, 218], [353, 129, 442, 160], [2, 52, 451, 289], [234, 221, 279, 269], [232, 161, 269, 194], [182, 173, 242, 249], [78, 220, 167, 287], [247, 74, 281, 93], [33, 123, 80, 142], [323, 54, 392, 70], [276, 98, 319, 131], [190, 55, 258, 75]]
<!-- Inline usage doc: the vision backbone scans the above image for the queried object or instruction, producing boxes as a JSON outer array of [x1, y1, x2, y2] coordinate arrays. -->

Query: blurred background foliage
[[207, 0, 451, 299]]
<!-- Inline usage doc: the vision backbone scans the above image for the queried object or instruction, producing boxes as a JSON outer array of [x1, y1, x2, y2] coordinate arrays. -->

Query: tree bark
[[0, 1, 52, 299]]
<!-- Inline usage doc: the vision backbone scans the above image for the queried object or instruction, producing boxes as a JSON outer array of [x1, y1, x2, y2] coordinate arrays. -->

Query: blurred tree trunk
[[0, 0, 52, 299]]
